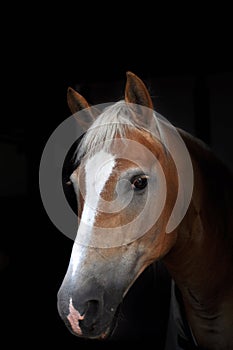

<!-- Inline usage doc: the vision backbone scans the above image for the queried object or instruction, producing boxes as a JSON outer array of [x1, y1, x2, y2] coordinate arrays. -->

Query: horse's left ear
[[125, 71, 154, 110]]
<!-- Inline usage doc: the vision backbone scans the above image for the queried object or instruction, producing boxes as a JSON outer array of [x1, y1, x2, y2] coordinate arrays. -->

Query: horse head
[[57, 72, 179, 339]]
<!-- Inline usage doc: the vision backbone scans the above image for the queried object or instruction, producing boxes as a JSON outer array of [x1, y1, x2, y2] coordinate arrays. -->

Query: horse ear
[[67, 87, 99, 128], [67, 87, 91, 114], [125, 71, 154, 109]]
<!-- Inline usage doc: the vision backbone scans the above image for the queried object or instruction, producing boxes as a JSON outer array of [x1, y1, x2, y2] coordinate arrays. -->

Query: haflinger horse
[[57, 72, 233, 349]]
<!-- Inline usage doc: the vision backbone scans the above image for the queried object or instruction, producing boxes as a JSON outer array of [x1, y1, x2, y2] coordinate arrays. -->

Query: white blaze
[[82, 150, 116, 226], [70, 150, 115, 276]]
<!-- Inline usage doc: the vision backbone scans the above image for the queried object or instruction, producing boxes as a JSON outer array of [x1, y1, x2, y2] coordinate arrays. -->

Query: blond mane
[[76, 100, 165, 160]]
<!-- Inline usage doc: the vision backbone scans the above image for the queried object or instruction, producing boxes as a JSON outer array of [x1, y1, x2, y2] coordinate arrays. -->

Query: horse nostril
[[83, 300, 100, 328]]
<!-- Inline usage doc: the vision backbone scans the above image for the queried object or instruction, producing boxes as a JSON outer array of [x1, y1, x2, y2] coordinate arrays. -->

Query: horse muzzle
[[57, 278, 122, 339]]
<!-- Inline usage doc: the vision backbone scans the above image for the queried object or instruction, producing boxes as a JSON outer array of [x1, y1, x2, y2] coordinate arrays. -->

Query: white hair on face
[[76, 100, 165, 161]]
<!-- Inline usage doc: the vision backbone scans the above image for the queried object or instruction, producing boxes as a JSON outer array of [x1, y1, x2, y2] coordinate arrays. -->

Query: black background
[[0, 8, 232, 349]]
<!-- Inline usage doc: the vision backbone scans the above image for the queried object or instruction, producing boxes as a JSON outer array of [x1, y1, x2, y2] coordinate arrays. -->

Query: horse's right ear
[[67, 87, 91, 114], [67, 87, 100, 127]]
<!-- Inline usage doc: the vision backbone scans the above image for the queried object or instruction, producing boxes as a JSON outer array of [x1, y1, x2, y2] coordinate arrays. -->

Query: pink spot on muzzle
[[67, 298, 85, 335]]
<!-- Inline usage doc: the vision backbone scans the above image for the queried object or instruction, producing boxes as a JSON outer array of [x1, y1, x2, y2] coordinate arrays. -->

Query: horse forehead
[[81, 147, 157, 186], [78, 152, 138, 203], [125, 128, 163, 155], [77, 129, 163, 189], [84, 150, 116, 191]]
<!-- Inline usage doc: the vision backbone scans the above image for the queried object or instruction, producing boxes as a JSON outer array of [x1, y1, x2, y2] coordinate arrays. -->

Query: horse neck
[[163, 129, 233, 311]]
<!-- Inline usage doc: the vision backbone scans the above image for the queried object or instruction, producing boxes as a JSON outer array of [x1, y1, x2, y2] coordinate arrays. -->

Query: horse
[[57, 72, 233, 349]]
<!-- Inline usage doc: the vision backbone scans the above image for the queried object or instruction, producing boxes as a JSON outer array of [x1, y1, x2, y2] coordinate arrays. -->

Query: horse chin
[[89, 306, 121, 340], [68, 321, 116, 341], [70, 327, 111, 340]]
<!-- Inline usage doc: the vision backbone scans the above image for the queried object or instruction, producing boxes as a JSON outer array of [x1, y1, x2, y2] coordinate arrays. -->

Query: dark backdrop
[[0, 15, 232, 349]]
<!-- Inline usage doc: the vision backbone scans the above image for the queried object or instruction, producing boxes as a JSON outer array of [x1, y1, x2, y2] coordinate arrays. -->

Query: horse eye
[[131, 175, 148, 190]]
